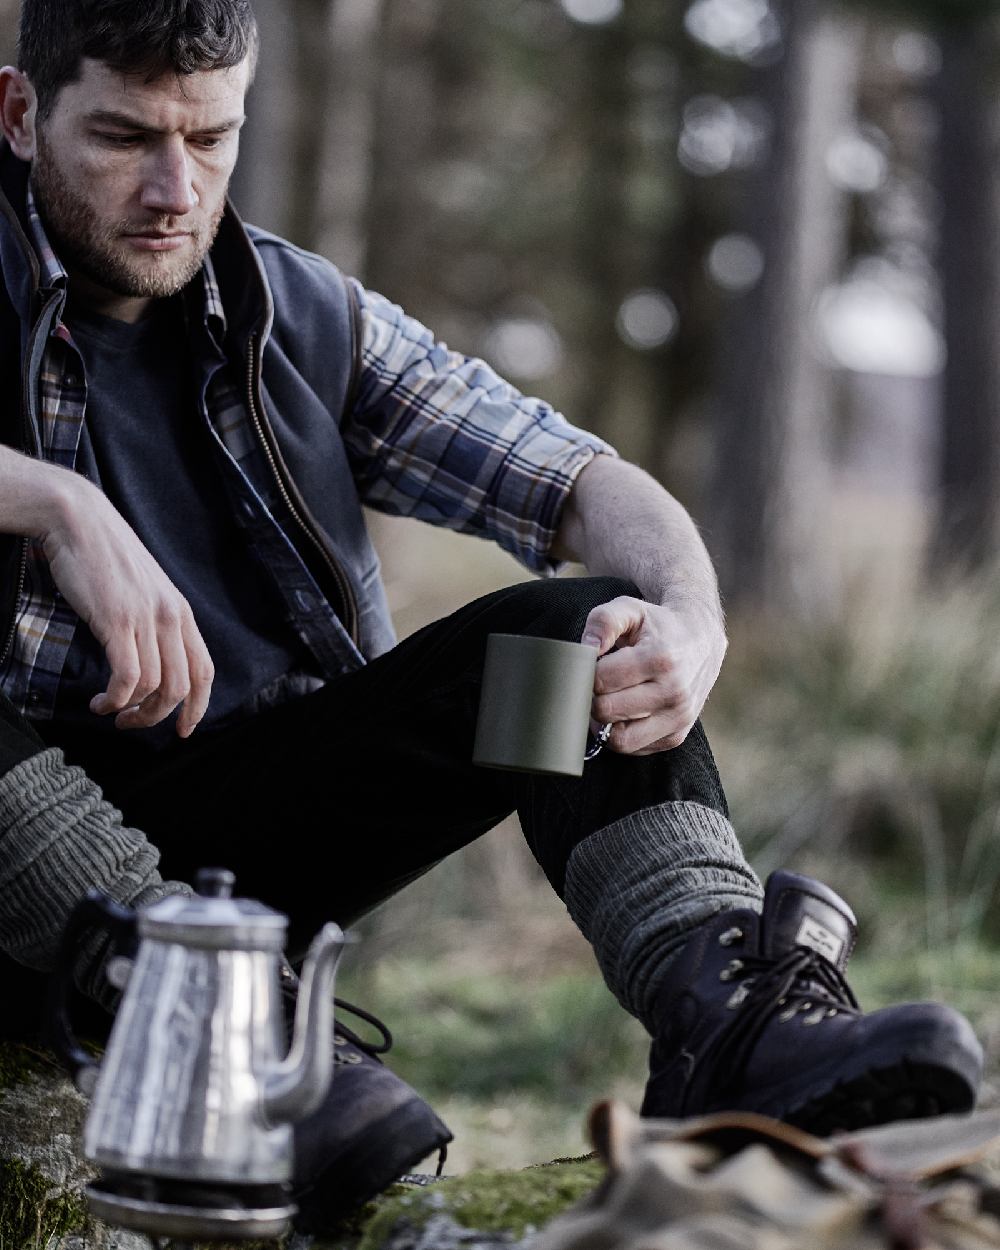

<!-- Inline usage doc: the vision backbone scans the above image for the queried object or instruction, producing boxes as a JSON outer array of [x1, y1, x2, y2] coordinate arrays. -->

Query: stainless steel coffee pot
[[48, 867, 347, 1240]]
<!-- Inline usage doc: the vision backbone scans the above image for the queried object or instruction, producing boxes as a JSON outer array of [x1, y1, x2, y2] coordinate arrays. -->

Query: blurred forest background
[[7, 0, 1000, 1171]]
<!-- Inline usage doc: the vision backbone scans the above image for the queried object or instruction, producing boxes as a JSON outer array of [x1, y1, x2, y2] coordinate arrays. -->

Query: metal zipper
[[0, 538, 28, 668], [244, 334, 360, 644]]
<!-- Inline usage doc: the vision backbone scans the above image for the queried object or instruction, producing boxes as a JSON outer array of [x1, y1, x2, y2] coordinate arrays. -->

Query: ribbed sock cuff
[[0, 747, 191, 1007], [564, 801, 763, 1031]]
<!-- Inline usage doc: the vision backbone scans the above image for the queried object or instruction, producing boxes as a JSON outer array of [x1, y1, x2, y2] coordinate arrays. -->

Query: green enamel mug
[[473, 633, 606, 777]]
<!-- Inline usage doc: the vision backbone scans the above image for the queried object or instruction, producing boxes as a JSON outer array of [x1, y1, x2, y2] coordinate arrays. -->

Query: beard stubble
[[31, 132, 226, 301]]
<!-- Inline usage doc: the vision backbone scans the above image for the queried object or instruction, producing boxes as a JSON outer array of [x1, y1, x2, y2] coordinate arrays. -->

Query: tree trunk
[[567, 18, 632, 445], [315, 0, 383, 275], [709, 1, 860, 613], [931, 16, 1000, 570], [364, 0, 442, 304], [284, 0, 338, 252], [229, 0, 294, 234], [230, 0, 380, 267]]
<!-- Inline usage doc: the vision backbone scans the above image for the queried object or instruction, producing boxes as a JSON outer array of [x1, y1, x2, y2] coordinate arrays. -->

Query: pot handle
[[45, 890, 137, 1095]]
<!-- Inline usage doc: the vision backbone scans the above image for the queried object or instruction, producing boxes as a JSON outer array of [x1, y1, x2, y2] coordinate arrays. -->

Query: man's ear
[[0, 68, 38, 161]]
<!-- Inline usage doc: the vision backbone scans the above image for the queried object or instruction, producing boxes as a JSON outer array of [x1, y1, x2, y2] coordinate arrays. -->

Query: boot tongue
[[759, 871, 857, 972]]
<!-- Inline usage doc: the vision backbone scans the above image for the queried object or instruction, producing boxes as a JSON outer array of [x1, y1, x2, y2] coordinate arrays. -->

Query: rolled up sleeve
[[342, 282, 617, 574]]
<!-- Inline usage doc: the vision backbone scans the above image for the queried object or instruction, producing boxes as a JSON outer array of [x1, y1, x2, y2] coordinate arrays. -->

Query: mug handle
[[584, 721, 614, 760], [45, 890, 137, 1094]]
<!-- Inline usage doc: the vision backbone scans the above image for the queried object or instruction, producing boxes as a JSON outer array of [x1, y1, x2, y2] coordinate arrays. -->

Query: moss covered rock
[[0, 1039, 163, 1247], [357, 1158, 603, 1250], [0, 1040, 601, 1250]]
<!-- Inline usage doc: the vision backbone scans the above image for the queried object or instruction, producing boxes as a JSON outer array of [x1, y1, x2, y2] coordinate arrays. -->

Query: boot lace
[[332, 997, 393, 1055], [704, 944, 860, 1098], [280, 965, 448, 1177], [279, 962, 392, 1054]]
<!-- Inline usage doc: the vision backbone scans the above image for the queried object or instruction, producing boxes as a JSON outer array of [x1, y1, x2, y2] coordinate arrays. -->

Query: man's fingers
[[129, 626, 163, 706], [607, 713, 691, 755], [114, 611, 192, 730], [592, 642, 670, 695], [580, 596, 646, 656], [593, 678, 689, 726], [112, 605, 207, 730], [91, 633, 143, 715], [176, 615, 214, 738]]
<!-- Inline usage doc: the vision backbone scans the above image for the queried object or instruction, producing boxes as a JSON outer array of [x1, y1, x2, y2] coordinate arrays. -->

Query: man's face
[[30, 57, 249, 316]]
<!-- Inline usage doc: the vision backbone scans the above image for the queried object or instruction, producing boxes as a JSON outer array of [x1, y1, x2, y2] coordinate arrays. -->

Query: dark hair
[[18, 0, 258, 118]]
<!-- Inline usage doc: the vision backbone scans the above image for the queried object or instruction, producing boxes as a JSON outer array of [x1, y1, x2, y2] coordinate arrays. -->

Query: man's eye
[[191, 136, 225, 151], [99, 133, 142, 147]]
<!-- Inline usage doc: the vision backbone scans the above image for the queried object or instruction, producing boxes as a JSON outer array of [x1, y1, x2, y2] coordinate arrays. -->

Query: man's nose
[[140, 142, 198, 216]]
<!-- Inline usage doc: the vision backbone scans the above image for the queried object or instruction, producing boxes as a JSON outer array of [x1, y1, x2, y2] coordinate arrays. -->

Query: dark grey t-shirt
[[55, 297, 314, 745]]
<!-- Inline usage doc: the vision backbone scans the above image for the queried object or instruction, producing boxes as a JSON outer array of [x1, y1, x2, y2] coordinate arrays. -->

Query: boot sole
[[292, 1096, 452, 1232], [718, 1009, 983, 1135], [784, 1058, 978, 1136]]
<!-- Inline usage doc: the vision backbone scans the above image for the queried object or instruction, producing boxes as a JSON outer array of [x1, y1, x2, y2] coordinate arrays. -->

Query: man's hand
[[41, 476, 214, 736], [582, 596, 726, 754], [553, 456, 727, 755]]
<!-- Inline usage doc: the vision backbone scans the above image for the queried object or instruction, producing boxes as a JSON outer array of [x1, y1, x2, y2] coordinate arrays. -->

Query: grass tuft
[[708, 573, 1000, 949]]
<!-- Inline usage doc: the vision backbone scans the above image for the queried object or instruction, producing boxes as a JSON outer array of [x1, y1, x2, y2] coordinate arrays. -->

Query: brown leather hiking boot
[[641, 871, 982, 1133]]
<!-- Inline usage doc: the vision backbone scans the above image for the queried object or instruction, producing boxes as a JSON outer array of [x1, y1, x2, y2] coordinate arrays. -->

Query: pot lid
[[138, 868, 288, 950]]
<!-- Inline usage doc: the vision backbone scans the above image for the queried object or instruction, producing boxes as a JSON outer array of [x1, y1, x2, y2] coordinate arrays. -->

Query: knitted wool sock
[[563, 801, 764, 1033], [0, 747, 191, 1010]]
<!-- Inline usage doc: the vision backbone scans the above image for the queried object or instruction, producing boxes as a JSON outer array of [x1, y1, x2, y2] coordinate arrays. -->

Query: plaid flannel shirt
[[2, 200, 614, 723], [344, 281, 613, 561]]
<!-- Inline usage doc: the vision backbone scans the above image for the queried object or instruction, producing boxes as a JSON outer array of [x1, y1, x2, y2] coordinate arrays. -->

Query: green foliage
[[708, 574, 1000, 945], [337, 962, 647, 1104], [850, 936, 1000, 1013], [0, 1157, 88, 1248], [358, 1158, 604, 1250]]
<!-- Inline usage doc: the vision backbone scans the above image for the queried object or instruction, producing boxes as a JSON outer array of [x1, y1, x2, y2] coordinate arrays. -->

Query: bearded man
[[0, 0, 983, 1234]]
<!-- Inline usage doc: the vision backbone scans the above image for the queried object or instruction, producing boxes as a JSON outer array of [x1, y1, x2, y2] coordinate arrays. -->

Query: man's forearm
[[553, 456, 724, 627], [0, 442, 81, 537], [0, 442, 215, 736]]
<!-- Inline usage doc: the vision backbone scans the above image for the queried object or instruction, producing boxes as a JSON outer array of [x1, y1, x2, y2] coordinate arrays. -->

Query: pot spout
[[260, 922, 347, 1126]]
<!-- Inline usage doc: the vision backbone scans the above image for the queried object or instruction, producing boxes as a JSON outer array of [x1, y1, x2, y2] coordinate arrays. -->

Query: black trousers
[[3, 577, 729, 1031]]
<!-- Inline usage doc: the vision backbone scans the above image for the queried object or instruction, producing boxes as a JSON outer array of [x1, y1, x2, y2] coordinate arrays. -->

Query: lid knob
[[195, 867, 236, 899]]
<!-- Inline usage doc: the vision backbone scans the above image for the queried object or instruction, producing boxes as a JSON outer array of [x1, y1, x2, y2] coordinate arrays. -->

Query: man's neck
[[66, 269, 153, 325]]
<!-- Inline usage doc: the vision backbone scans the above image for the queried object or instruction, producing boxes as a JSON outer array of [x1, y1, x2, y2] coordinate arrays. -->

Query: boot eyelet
[[718, 927, 744, 947], [778, 1005, 798, 1023], [803, 1007, 827, 1025], [344, 1052, 363, 1065], [334, 1034, 348, 1046], [719, 958, 744, 982]]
